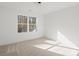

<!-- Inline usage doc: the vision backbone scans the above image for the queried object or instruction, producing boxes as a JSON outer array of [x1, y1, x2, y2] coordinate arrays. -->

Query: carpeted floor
[[0, 38, 79, 56]]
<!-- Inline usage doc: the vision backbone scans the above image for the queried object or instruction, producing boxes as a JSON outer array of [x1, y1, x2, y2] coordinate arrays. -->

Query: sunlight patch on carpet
[[48, 46, 79, 56], [34, 44, 52, 49]]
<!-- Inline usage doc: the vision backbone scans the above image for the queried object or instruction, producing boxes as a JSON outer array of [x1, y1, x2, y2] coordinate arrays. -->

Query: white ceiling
[[0, 2, 79, 15]]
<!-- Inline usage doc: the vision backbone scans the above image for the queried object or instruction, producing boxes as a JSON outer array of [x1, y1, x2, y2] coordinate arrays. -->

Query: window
[[29, 17, 36, 32], [18, 15, 37, 33]]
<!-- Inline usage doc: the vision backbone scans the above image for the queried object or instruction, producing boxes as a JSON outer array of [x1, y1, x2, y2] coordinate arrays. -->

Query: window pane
[[18, 15, 27, 33], [29, 17, 37, 32]]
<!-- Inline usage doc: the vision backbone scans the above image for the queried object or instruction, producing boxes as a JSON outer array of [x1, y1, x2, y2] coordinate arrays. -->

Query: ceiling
[[0, 2, 79, 15]]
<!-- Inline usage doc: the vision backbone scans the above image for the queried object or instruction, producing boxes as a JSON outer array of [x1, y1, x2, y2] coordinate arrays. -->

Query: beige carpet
[[0, 38, 79, 56]]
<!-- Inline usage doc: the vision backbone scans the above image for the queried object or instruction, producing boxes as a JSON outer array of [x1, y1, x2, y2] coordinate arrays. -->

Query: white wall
[[0, 7, 17, 45], [0, 7, 44, 45], [44, 5, 79, 48]]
